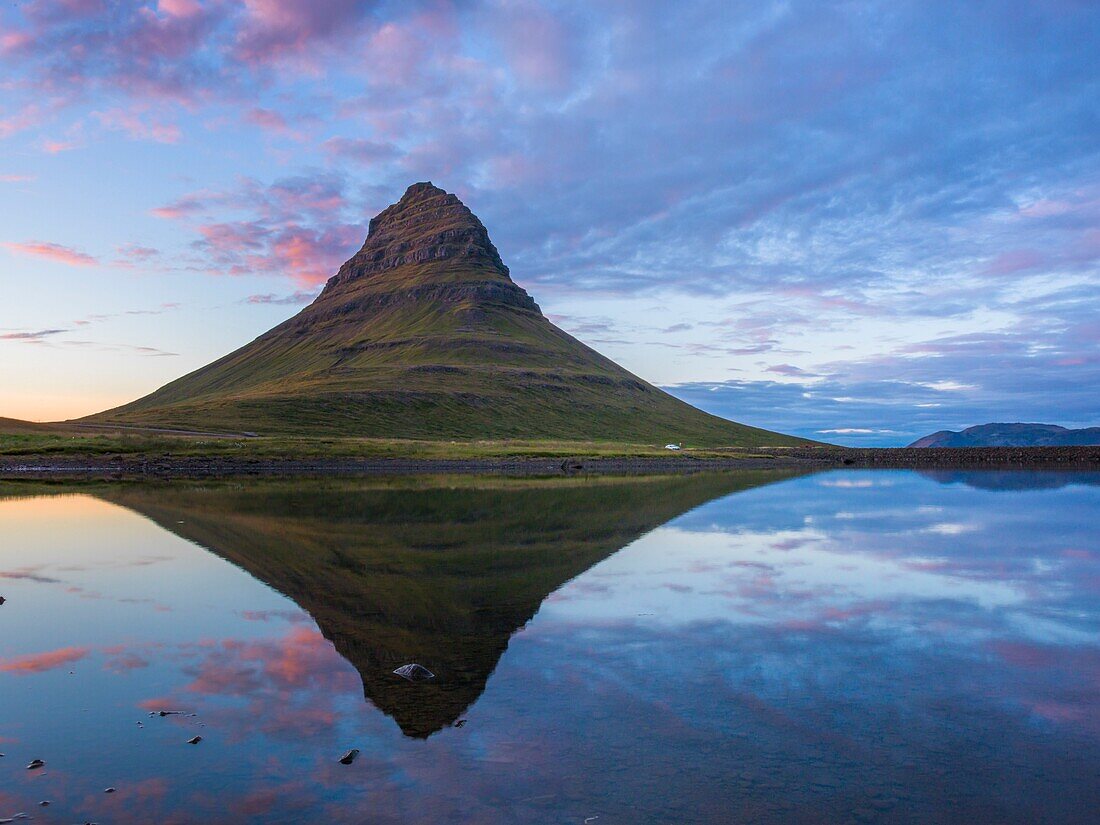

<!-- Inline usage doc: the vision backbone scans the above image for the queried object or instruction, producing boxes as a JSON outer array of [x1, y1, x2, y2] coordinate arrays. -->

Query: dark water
[[0, 470, 1097, 824]]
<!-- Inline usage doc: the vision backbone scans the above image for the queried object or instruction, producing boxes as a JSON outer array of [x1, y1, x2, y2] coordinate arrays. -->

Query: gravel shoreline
[[1, 446, 1098, 480]]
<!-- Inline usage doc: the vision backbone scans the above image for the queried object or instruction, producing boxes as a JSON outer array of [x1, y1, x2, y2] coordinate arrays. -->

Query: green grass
[[75, 254, 813, 446], [0, 428, 799, 460]]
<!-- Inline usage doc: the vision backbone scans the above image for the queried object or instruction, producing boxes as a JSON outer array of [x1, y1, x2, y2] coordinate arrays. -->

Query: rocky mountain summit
[[87, 182, 804, 445], [910, 422, 1100, 447], [326, 181, 510, 288]]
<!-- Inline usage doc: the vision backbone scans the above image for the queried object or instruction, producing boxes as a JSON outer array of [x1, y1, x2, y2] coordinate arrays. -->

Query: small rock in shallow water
[[187, 736, 202, 745], [26, 759, 45, 770], [104, 787, 116, 793], [0, 596, 6, 605], [393, 663, 434, 682], [454, 719, 467, 728], [339, 749, 360, 765], [39, 801, 50, 806]]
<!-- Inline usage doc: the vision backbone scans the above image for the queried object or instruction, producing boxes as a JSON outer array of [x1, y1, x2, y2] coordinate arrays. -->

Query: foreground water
[[0, 470, 1097, 824]]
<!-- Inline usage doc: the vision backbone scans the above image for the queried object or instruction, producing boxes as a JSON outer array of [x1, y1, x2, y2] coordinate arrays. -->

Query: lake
[[1, 470, 1097, 823]]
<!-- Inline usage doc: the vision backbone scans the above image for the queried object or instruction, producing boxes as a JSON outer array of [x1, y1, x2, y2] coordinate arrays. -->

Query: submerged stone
[[339, 749, 360, 765], [393, 663, 435, 682]]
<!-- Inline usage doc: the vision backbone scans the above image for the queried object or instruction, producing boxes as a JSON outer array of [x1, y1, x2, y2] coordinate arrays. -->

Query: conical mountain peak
[[88, 180, 807, 446], [327, 182, 508, 290]]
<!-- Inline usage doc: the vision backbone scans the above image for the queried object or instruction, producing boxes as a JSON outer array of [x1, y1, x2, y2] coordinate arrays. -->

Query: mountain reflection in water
[[100, 472, 786, 739], [0, 469, 1097, 824]]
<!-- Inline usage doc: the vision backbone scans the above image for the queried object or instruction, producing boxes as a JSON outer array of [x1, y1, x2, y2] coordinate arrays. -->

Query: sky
[[0, 0, 1097, 445]]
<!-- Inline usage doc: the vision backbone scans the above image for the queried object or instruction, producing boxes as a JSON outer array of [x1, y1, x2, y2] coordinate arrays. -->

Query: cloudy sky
[[1, 0, 1097, 444]]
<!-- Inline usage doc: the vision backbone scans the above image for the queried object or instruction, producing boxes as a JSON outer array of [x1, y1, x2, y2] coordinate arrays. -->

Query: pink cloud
[[158, 0, 203, 18], [0, 174, 35, 183], [766, 363, 814, 376], [234, 0, 372, 64], [138, 695, 190, 712], [321, 137, 399, 165], [30, 0, 108, 21], [0, 104, 46, 140], [245, 106, 291, 133], [151, 193, 209, 219], [0, 31, 33, 53], [41, 138, 80, 153], [104, 651, 152, 673], [361, 15, 450, 84], [484, 153, 548, 188], [154, 174, 360, 284], [3, 240, 99, 266], [183, 627, 352, 696], [491, 2, 576, 93], [258, 224, 362, 286], [777, 285, 880, 315], [0, 645, 90, 674], [981, 248, 1046, 276], [8, 1, 226, 108], [191, 219, 359, 286], [265, 176, 347, 214], [116, 243, 160, 262], [94, 108, 182, 143], [0, 328, 68, 341], [197, 219, 268, 255]]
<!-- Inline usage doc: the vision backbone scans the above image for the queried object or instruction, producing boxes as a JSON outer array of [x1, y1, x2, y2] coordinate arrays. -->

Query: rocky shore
[[1, 446, 1098, 481]]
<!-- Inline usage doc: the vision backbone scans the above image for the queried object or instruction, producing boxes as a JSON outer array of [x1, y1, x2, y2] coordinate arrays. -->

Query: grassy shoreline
[[2, 422, 1098, 479], [1, 442, 1098, 481]]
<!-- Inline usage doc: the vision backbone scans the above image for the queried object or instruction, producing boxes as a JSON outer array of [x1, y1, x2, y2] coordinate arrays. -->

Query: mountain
[[100, 471, 795, 737], [919, 471, 1100, 491], [85, 183, 805, 446], [909, 423, 1100, 448], [0, 416, 56, 434]]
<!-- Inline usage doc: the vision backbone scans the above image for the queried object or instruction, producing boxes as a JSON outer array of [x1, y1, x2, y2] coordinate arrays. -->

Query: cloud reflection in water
[[0, 471, 1096, 823]]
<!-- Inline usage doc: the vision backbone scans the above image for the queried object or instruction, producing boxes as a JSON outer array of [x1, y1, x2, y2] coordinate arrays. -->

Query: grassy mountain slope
[[86, 183, 807, 447]]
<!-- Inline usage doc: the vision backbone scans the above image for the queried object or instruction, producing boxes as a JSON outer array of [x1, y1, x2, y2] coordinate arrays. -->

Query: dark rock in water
[[454, 719, 467, 728], [0, 595, 6, 605], [339, 749, 360, 765], [187, 736, 202, 745], [39, 801, 50, 806], [104, 787, 116, 793], [393, 663, 435, 682], [26, 759, 44, 770]]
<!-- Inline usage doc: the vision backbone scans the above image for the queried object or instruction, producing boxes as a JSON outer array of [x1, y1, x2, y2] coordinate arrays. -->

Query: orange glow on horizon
[[0, 392, 133, 424]]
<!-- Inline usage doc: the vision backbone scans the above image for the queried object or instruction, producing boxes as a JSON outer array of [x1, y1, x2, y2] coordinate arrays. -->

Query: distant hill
[[84, 182, 806, 447], [909, 423, 1100, 448], [0, 417, 56, 434]]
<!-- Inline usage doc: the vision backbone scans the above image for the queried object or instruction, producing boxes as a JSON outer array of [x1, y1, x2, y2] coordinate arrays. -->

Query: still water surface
[[0, 470, 1097, 823]]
